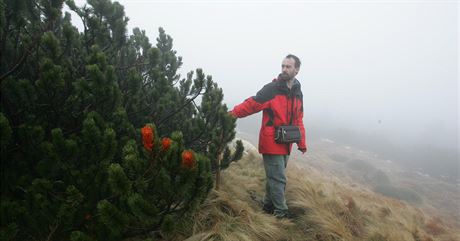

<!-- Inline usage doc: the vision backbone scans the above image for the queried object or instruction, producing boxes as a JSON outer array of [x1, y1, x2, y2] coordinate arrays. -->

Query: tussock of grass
[[424, 217, 445, 236], [182, 151, 298, 241], [185, 190, 294, 241]]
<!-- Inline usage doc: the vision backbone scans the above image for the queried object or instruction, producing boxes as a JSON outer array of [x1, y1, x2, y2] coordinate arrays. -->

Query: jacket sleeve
[[231, 84, 272, 118], [294, 100, 307, 152]]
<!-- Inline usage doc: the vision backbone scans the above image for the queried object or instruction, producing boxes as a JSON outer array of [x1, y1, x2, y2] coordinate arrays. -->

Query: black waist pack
[[275, 125, 301, 143]]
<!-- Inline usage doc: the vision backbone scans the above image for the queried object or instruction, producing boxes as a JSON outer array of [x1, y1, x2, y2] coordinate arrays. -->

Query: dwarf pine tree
[[0, 0, 243, 240]]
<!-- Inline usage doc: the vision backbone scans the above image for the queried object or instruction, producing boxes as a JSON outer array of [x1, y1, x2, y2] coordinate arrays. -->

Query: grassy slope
[[173, 140, 459, 241]]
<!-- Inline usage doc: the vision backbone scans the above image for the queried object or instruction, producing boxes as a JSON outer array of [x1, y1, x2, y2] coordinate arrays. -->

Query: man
[[229, 54, 307, 218]]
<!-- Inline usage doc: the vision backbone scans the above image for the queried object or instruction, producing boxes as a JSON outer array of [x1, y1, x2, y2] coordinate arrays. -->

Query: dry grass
[[181, 151, 299, 241], [425, 217, 446, 236], [173, 142, 460, 241]]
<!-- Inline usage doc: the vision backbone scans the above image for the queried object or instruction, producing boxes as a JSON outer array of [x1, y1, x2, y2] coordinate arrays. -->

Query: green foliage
[[0, 223, 19, 241], [70, 231, 96, 241], [0, 113, 11, 150], [97, 200, 129, 239], [0, 0, 243, 240], [232, 140, 244, 162], [161, 215, 175, 235], [221, 139, 244, 170], [108, 163, 131, 195]]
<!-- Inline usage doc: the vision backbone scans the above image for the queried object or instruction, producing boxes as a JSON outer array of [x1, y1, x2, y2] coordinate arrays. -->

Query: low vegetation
[[173, 142, 460, 241], [374, 184, 422, 204]]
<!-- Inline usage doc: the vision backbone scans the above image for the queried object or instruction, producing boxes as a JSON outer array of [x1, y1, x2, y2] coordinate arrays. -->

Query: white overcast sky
[[71, 0, 458, 151]]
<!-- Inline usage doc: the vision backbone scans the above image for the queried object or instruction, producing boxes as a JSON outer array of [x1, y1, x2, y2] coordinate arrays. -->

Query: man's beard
[[278, 72, 292, 81]]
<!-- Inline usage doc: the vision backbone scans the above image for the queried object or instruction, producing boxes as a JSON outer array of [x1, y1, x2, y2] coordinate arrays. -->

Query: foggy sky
[[71, 0, 458, 152]]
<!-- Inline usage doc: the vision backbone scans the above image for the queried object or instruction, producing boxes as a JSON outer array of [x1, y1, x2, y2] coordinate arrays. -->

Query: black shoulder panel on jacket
[[293, 83, 303, 112], [252, 82, 276, 103], [295, 88, 303, 100]]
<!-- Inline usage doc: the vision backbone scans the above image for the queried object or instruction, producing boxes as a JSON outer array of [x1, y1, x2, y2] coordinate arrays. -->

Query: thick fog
[[71, 1, 458, 179]]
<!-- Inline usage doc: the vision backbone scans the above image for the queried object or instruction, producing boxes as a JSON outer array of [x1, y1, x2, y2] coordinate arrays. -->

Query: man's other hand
[[299, 148, 306, 154]]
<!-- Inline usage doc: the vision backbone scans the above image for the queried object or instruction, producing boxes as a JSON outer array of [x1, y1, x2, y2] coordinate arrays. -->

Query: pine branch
[[185, 104, 219, 148], [0, 44, 34, 82], [116, 61, 149, 71], [45, 222, 59, 241], [0, 4, 51, 82], [157, 89, 204, 128]]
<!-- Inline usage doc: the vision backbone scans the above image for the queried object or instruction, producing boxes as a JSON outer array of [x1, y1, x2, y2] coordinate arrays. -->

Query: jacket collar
[[274, 78, 301, 93]]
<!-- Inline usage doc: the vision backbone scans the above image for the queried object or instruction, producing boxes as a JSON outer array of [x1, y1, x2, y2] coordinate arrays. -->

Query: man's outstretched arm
[[230, 84, 273, 118]]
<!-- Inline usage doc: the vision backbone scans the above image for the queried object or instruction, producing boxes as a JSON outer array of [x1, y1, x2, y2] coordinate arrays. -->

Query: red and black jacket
[[231, 78, 307, 155]]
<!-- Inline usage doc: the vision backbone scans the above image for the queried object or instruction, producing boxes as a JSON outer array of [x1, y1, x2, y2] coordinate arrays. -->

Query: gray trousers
[[262, 154, 289, 215]]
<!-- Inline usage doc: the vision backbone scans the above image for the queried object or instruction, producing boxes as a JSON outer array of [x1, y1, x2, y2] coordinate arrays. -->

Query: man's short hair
[[285, 54, 301, 69]]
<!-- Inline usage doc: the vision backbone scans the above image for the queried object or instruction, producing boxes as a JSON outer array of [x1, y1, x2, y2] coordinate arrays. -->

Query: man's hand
[[299, 148, 306, 154], [228, 111, 237, 119]]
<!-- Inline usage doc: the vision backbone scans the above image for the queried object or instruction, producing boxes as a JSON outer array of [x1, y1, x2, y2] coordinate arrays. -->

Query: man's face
[[279, 58, 299, 81]]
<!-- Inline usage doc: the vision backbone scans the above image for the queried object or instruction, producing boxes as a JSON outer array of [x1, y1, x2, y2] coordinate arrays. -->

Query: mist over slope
[[235, 114, 460, 226], [234, 114, 459, 185]]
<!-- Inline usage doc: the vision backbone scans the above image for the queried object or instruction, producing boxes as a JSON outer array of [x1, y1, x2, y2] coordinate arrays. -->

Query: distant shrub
[[347, 159, 376, 172], [364, 169, 391, 186], [330, 153, 349, 163], [374, 184, 422, 204], [371, 170, 391, 185]]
